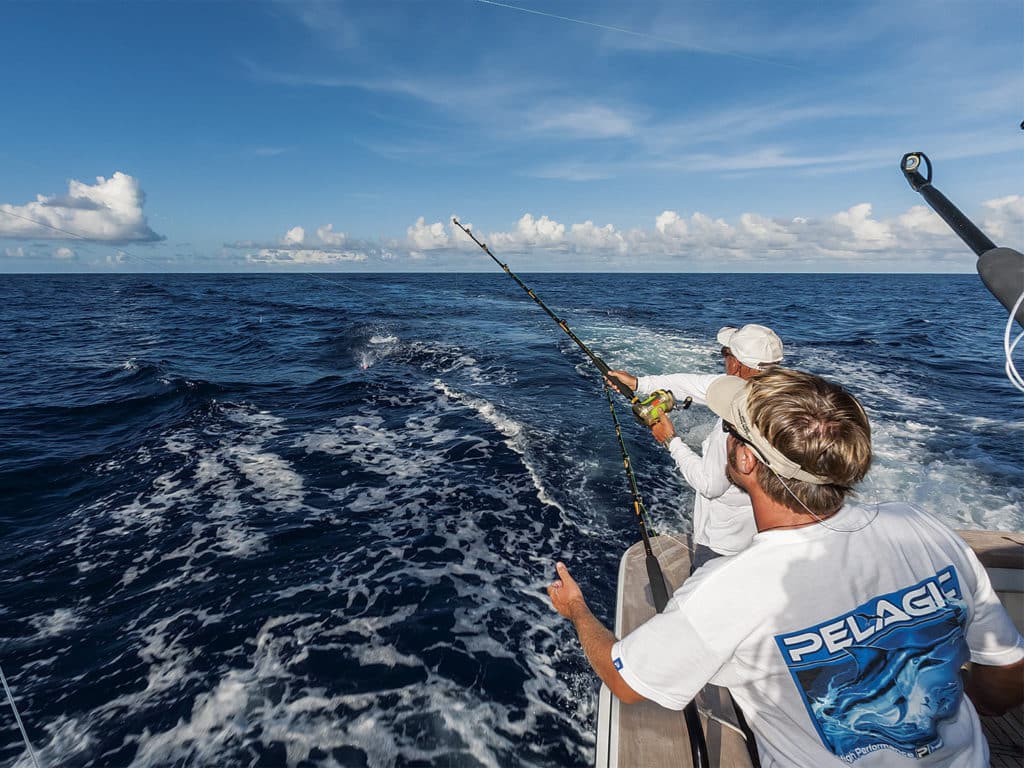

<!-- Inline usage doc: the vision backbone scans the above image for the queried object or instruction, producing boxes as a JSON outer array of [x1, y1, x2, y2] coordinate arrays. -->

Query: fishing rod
[[451, 218, 685, 416], [452, 217, 708, 768], [900, 152, 1024, 329], [452, 218, 630, 391]]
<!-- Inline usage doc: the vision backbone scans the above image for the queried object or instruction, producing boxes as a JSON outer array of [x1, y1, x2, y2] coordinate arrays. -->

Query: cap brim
[[706, 375, 747, 423], [716, 326, 737, 347]]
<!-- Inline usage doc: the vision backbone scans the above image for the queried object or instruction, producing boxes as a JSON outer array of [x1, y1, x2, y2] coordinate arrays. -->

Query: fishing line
[[0, 662, 41, 768]]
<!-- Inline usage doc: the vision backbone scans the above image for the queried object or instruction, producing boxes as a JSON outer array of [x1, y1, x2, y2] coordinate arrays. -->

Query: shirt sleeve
[[666, 425, 732, 499], [635, 373, 722, 405], [961, 547, 1024, 666], [610, 565, 748, 710], [611, 601, 729, 710]]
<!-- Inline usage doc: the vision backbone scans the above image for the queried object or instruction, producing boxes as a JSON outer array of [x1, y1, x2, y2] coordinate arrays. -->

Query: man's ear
[[735, 444, 758, 476]]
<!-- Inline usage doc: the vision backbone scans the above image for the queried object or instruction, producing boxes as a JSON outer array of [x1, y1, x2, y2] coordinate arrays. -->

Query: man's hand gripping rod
[[451, 218, 690, 423]]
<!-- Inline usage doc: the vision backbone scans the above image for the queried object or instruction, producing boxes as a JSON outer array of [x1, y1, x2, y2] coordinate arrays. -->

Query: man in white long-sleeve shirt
[[609, 324, 784, 569]]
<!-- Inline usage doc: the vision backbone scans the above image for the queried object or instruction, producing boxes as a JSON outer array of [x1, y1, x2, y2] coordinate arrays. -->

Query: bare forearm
[[568, 603, 644, 704]]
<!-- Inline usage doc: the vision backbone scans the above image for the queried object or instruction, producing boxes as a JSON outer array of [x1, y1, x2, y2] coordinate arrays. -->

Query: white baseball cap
[[716, 324, 784, 370]]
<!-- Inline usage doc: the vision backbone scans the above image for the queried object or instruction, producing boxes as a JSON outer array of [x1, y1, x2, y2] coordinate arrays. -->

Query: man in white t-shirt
[[549, 369, 1024, 766], [608, 323, 784, 569]]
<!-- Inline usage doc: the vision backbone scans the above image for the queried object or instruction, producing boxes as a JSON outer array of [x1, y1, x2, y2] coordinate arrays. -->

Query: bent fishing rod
[[451, 219, 688, 413], [452, 217, 708, 768], [451, 218, 642, 398]]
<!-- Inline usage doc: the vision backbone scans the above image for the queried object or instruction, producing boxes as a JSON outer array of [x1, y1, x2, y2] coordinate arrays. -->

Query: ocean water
[[0, 273, 1020, 767]]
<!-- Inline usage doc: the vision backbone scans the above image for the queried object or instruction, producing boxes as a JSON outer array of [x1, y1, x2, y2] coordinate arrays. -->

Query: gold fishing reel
[[632, 389, 681, 426]]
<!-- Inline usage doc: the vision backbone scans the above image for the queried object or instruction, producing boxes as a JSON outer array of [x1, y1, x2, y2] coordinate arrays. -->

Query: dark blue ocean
[[1, 273, 1021, 767]]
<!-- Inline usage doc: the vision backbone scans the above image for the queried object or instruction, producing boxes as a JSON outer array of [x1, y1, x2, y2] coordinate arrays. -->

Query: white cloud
[[569, 220, 627, 253], [655, 210, 688, 239], [981, 195, 1024, 243], [737, 213, 797, 248], [247, 249, 367, 265], [896, 205, 952, 238], [464, 197, 1007, 268], [406, 216, 450, 249], [317, 224, 346, 246], [0, 172, 161, 242], [830, 203, 894, 250], [54, 246, 75, 260], [490, 214, 566, 249], [225, 195, 1010, 272], [235, 223, 373, 265]]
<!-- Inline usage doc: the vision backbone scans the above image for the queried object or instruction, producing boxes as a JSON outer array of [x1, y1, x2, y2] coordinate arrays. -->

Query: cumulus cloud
[[283, 226, 305, 245], [229, 194, 1012, 273], [655, 210, 688, 239], [0, 172, 162, 242], [54, 246, 75, 260], [489, 214, 566, 250], [234, 223, 369, 265], [462, 198, 997, 268], [981, 195, 1023, 242], [317, 223, 346, 246], [407, 216, 450, 249], [248, 248, 367, 265], [569, 220, 628, 253]]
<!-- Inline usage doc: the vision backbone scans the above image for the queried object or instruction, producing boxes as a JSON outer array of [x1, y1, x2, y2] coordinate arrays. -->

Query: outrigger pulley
[[452, 216, 709, 768]]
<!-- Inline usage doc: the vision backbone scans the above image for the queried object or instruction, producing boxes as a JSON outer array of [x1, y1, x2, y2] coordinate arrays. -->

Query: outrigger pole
[[901, 152, 1024, 328], [452, 218, 709, 768]]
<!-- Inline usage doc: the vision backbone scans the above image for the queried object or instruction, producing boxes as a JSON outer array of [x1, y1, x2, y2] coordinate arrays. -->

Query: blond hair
[[746, 368, 872, 515]]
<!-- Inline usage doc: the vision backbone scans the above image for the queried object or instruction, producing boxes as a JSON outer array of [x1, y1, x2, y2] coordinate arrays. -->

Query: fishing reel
[[632, 389, 683, 426]]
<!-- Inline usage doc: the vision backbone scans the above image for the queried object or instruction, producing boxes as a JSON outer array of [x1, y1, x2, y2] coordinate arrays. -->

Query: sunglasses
[[722, 421, 768, 464], [722, 420, 748, 442]]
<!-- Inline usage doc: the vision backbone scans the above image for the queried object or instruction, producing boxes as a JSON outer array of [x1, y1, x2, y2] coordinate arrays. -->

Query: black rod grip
[[646, 553, 670, 613]]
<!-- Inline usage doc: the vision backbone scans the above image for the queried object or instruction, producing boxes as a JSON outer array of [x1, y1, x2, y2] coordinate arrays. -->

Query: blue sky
[[0, 0, 1020, 272]]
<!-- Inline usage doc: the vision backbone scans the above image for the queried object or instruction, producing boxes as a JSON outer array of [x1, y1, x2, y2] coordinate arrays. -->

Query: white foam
[[26, 608, 83, 639], [67, 402, 317, 598], [433, 380, 570, 519]]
